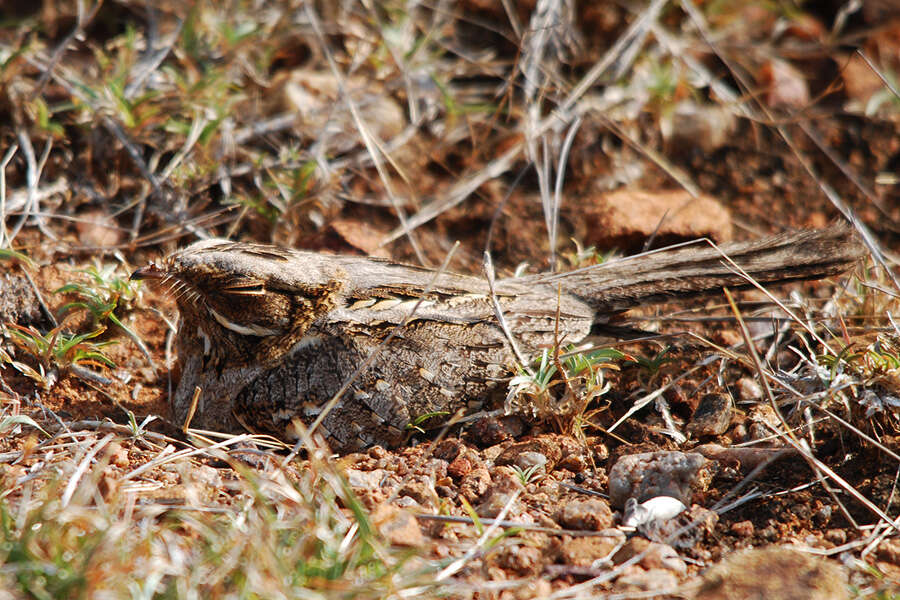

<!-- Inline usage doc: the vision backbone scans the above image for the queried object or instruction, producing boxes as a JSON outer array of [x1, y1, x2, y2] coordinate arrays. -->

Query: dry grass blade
[[680, 0, 900, 295], [607, 363, 704, 434], [856, 49, 900, 101], [802, 398, 900, 463], [385, 0, 669, 244], [7, 127, 52, 243], [0, 143, 19, 247], [303, 3, 426, 264], [382, 141, 523, 244], [484, 250, 531, 371], [0, 428, 444, 597], [436, 489, 522, 582], [596, 113, 701, 197], [60, 433, 113, 507]]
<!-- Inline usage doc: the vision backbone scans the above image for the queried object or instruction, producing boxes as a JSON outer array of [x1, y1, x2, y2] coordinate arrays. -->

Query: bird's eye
[[205, 278, 291, 337], [221, 280, 266, 296]]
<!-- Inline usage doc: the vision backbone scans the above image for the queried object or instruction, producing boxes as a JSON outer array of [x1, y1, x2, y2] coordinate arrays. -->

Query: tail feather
[[525, 224, 866, 314]]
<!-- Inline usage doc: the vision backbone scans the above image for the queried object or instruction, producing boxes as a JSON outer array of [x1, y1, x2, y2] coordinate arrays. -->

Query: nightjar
[[132, 225, 864, 452]]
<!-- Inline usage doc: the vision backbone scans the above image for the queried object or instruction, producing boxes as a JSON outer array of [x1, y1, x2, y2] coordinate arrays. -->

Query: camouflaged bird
[[132, 225, 865, 452]]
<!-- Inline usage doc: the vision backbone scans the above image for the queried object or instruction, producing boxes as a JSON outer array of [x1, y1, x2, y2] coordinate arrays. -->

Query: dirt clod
[[693, 546, 848, 600], [558, 530, 625, 567], [555, 499, 614, 531]]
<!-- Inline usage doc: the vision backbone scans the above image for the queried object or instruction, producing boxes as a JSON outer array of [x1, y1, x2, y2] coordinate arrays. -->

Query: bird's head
[[132, 239, 342, 366]]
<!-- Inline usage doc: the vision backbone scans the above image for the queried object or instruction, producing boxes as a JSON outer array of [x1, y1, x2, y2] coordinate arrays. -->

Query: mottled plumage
[[133, 225, 864, 452]]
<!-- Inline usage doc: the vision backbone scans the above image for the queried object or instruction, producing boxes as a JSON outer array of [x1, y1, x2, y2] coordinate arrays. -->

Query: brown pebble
[[876, 538, 900, 565], [737, 376, 762, 401], [465, 415, 523, 446], [641, 542, 686, 574], [492, 544, 543, 576], [459, 467, 491, 503], [432, 438, 463, 462], [512, 579, 552, 600], [495, 435, 564, 471], [824, 529, 847, 545], [555, 498, 613, 531], [367, 445, 389, 459], [106, 442, 130, 468], [617, 567, 679, 593], [612, 536, 651, 565], [730, 520, 754, 537], [687, 393, 733, 437], [371, 504, 424, 547], [75, 209, 123, 248], [447, 456, 472, 479]]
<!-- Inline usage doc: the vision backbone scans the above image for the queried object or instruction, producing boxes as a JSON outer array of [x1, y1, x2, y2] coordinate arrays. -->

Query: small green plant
[[483, 528, 525, 553], [29, 96, 66, 138], [56, 263, 141, 324], [405, 410, 450, 434], [564, 347, 625, 380], [561, 238, 616, 269], [512, 463, 543, 486], [818, 344, 859, 383], [646, 57, 680, 106], [0, 248, 36, 268], [509, 348, 560, 402], [507, 345, 624, 427], [231, 192, 283, 224], [1, 322, 116, 389], [818, 337, 900, 418], [864, 339, 900, 372], [459, 497, 484, 535], [625, 345, 675, 386], [55, 263, 151, 362], [564, 346, 623, 408], [819, 337, 900, 380], [123, 408, 158, 439], [510, 346, 623, 399], [0, 483, 99, 599]]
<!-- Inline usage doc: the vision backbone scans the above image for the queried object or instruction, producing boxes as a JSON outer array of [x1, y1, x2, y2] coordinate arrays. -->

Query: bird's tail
[[528, 224, 866, 314]]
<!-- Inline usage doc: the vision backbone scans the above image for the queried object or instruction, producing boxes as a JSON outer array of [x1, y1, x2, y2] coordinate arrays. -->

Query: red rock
[[555, 498, 613, 531], [371, 504, 424, 547], [459, 467, 491, 503], [582, 189, 732, 253], [730, 520, 754, 537], [448, 456, 472, 479]]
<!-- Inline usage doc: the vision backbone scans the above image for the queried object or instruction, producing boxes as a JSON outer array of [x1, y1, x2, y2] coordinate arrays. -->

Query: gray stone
[[608, 451, 713, 508], [514, 451, 548, 473]]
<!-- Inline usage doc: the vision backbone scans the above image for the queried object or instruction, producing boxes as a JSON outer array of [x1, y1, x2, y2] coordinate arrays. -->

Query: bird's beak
[[130, 264, 164, 281]]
